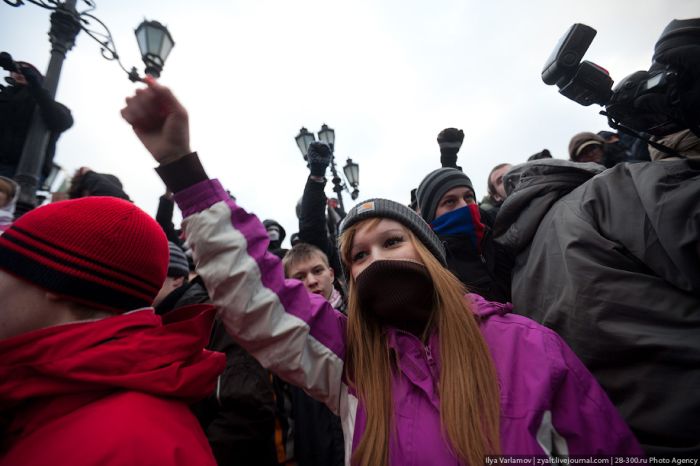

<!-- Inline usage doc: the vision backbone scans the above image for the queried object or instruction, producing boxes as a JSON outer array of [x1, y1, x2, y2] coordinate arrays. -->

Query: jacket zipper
[[424, 345, 434, 365], [392, 329, 438, 379], [424, 344, 438, 389]]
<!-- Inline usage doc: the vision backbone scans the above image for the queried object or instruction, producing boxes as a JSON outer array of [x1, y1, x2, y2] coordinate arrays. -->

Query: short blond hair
[[282, 242, 330, 277]]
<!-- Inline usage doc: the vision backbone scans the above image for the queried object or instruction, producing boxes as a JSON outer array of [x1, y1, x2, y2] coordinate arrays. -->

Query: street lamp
[[294, 124, 360, 211], [134, 20, 175, 78], [343, 158, 359, 200], [4, 0, 175, 217], [294, 127, 316, 161]]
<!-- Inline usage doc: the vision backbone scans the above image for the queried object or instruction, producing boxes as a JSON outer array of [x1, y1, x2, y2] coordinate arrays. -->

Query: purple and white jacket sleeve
[[173, 178, 349, 415]]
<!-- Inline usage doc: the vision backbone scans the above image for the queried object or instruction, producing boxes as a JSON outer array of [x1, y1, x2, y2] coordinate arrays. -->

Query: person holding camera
[[496, 18, 700, 456], [0, 54, 73, 180], [568, 131, 649, 168]]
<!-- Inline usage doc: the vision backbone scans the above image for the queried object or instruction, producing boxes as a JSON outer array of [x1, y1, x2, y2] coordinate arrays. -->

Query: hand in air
[[121, 77, 191, 164]]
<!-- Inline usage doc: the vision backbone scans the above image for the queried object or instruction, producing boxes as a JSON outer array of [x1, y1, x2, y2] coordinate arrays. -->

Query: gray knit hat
[[416, 168, 474, 224], [168, 242, 189, 278], [339, 198, 446, 266]]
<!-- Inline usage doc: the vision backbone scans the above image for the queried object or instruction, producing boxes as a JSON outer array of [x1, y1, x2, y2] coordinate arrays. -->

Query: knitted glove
[[437, 128, 464, 168], [307, 141, 332, 177]]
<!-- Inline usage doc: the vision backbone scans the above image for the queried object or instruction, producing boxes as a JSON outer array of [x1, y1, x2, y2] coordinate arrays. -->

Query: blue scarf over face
[[430, 204, 485, 253]]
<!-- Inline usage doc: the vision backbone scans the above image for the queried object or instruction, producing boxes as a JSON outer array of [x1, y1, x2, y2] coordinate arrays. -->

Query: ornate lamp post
[[4, 0, 174, 217], [294, 123, 360, 211]]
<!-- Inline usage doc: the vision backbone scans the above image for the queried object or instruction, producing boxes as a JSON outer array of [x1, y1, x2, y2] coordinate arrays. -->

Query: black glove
[[437, 128, 464, 168], [307, 141, 332, 177]]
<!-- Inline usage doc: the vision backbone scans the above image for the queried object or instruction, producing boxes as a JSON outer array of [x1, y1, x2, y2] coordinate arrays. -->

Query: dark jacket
[[298, 176, 345, 292], [439, 225, 511, 303], [158, 277, 279, 466], [285, 177, 348, 465], [155, 194, 185, 248], [273, 377, 345, 466], [494, 158, 700, 456], [479, 195, 502, 220], [0, 83, 73, 178]]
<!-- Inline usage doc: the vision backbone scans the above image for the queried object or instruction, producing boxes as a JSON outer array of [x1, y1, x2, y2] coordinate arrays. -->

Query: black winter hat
[[339, 198, 446, 266], [416, 168, 474, 224]]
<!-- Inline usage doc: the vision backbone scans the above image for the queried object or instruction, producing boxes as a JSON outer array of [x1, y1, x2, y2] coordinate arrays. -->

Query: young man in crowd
[[416, 167, 511, 302], [284, 243, 345, 313], [480, 162, 512, 218], [272, 242, 345, 466], [0, 196, 224, 466]]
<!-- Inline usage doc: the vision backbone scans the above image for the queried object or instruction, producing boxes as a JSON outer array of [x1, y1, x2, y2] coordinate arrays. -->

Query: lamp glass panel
[[159, 32, 174, 61], [147, 26, 165, 55], [136, 26, 148, 54], [318, 125, 335, 147]]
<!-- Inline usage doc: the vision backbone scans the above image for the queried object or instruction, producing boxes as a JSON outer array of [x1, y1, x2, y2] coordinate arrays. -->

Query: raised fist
[[121, 77, 191, 164], [307, 141, 332, 177], [437, 127, 465, 147], [437, 128, 465, 168]]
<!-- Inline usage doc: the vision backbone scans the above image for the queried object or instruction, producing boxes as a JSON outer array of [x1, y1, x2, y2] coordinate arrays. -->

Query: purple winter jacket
[[174, 178, 643, 465]]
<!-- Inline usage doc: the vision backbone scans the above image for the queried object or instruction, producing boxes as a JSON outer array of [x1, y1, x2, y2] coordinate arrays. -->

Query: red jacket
[[0, 305, 226, 466]]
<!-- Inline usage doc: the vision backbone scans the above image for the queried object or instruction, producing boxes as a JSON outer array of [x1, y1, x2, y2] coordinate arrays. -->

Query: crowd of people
[[1, 16, 699, 466]]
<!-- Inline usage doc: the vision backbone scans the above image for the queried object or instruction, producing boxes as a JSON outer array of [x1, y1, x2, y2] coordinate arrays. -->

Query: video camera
[[0, 52, 21, 73], [542, 19, 700, 139]]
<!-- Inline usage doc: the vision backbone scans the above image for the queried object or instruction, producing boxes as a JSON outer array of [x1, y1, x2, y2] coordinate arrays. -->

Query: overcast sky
[[2, 0, 698, 245]]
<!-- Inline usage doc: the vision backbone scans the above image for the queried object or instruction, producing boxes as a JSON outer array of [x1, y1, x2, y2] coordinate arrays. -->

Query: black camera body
[[542, 19, 700, 138], [0, 52, 20, 73]]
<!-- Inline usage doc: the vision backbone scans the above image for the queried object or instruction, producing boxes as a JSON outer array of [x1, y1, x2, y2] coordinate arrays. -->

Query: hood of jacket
[[0, 176, 19, 229], [0, 304, 225, 437], [493, 159, 604, 255]]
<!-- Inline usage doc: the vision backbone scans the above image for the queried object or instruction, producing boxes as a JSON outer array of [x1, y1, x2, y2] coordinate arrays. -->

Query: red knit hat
[[0, 197, 168, 313]]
